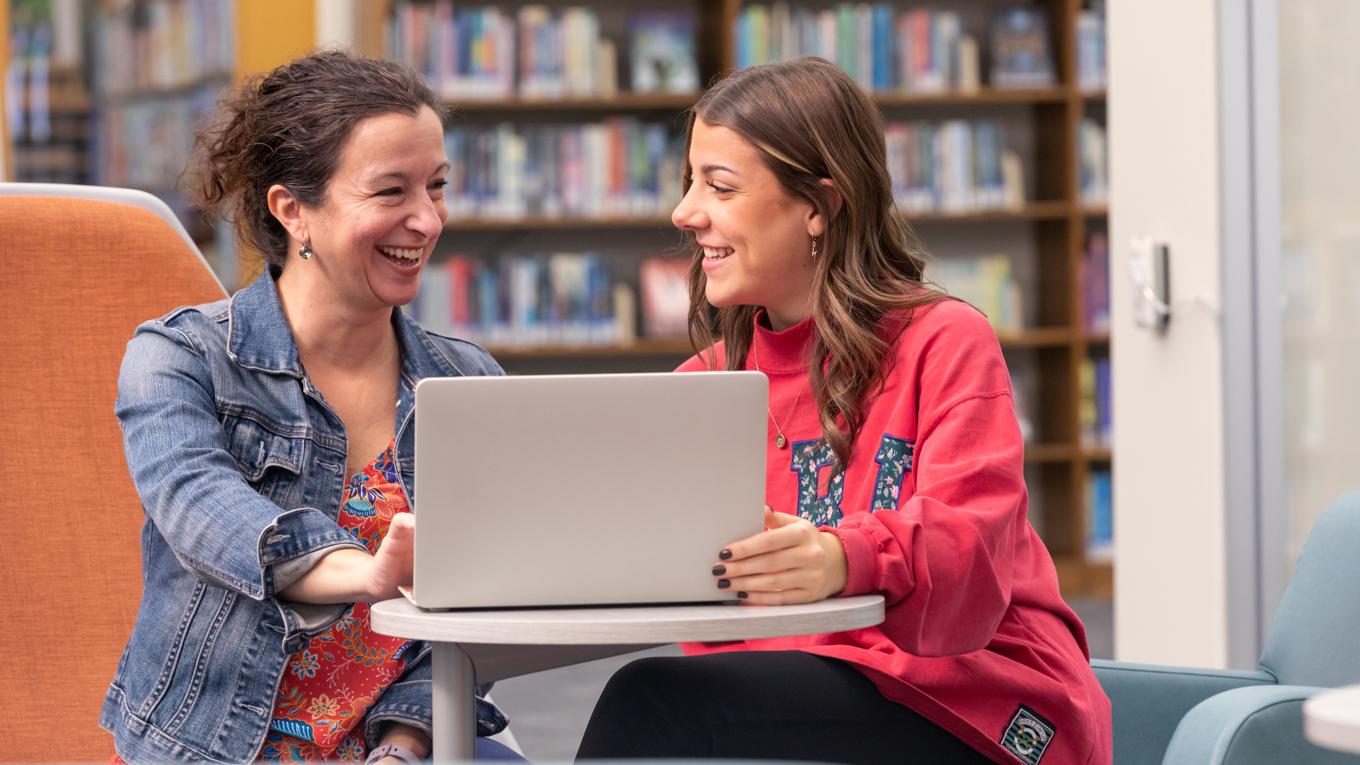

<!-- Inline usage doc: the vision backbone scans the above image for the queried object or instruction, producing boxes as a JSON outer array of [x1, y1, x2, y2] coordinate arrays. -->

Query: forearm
[[279, 547, 377, 604]]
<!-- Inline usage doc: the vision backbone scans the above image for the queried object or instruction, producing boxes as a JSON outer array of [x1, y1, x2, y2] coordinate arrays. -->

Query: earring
[[810, 237, 820, 260], [299, 242, 314, 260]]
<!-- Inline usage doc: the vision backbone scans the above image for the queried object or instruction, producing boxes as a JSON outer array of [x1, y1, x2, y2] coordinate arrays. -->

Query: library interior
[[3, 0, 1358, 763]]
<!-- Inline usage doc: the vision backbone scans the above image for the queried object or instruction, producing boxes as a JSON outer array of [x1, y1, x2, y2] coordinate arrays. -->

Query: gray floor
[[490, 598, 1114, 761]]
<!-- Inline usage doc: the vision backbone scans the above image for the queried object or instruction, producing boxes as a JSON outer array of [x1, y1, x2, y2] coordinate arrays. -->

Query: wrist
[[365, 743, 422, 765], [818, 528, 848, 596]]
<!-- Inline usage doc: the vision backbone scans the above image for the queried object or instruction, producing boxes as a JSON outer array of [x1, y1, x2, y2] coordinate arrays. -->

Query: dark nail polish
[[711, 565, 726, 576], [719, 549, 733, 560], [737, 591, 749, 599], [717, 579, 731, 589]]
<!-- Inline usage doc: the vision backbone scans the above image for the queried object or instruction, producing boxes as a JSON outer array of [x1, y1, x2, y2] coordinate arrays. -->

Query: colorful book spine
[[408, 254, 640, 346], [735, 4, 980, 93], [1086, 469, 1113, 562], [443, 120, 683, 220]]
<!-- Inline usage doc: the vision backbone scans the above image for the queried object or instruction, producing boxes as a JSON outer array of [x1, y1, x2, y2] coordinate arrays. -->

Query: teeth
[[379, 246, 423, 261], [703, 247, 733, 259]]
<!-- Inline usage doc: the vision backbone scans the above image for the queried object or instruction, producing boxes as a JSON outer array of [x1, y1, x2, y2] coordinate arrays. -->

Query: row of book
[[94, 0, 234, 97], [96, 83, 219, 193], [886, 119, 1022, 212], [1080, 356, 1112, 449], [735, 5, 978, 93], [1076, 7, 1108, 90], [387, 0, 699, 99], [1083, 231, 1110, 332], [408, 254, 640, 347], [443, 120, 685, 220], [1079, 118, 1108, 205], [1086, 469, 1113, 562], [735, 4, 1057, 93], [927, 253, 1023, 333]]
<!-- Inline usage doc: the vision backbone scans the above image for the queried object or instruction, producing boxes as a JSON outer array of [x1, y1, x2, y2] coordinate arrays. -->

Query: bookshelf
[[72, 0, 315, 287], [374, 0, 1112, 598]]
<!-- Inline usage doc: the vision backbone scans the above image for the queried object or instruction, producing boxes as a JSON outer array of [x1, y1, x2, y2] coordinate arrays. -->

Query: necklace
[[749, 341, 804, 449]]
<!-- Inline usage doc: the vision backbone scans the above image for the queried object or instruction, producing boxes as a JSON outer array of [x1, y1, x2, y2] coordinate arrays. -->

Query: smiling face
[[672, 118, 824, 331], [296, 105, 449, 309]]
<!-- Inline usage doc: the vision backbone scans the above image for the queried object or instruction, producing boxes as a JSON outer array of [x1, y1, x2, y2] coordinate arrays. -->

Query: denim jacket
[[101, 272, 507, 763]]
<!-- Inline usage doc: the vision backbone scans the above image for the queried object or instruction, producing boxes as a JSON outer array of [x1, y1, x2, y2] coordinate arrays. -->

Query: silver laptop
[[410, 371, 767, 609]]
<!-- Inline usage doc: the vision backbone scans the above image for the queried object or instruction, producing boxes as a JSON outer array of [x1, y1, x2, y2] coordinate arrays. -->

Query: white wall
[[1109, 0, 1230, 666]]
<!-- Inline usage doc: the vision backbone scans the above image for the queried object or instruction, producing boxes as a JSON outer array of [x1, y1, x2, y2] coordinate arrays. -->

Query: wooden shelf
[[446, 93, 700, 112], [1085, 332, 1111, 346], [443, 215, 675, 231], [998, 326, 1075, 348], [444, 202, 1073, 231], [100, 72, 233, 107], [1081, 204, 1110, 218], [1082, 89, 1108, 102], [1084, 448, 1113, 463], [905, 200, 1071, 223], [874, 87, 1068, 107], [1053, 556, 1114, 599], [1025, 443, 1080, 463], [484, 339, 695, 359]]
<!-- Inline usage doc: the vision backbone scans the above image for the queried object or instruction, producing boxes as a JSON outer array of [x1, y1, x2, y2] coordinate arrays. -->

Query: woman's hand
[[362, 512, 416, 603], [711, 507, 848, 605], [279, 513, 416, 605]]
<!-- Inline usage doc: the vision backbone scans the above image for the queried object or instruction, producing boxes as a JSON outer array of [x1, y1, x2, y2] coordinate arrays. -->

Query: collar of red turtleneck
[[747, 310, 815, 374]]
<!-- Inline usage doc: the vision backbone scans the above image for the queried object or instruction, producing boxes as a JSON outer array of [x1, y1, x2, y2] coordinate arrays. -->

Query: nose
[[671, 184, 708, 232], [409, 192, 446, 240]]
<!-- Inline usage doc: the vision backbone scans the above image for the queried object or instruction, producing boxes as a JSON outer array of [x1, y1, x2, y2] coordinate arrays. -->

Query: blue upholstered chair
[[1093, 493, 1360, 765]]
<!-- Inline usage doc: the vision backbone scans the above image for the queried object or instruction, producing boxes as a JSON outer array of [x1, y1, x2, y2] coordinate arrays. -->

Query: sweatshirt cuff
[[824, 526, 877, 597]]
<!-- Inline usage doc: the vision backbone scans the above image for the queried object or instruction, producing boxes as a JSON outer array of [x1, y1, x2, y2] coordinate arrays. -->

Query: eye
[[429, 179, 449, 190], [375, 187, 402, 197], [706, 180, 734, 195]]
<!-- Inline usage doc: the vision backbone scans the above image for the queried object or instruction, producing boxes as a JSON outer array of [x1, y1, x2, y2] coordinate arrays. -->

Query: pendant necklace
[[750, 341, 804, 449]]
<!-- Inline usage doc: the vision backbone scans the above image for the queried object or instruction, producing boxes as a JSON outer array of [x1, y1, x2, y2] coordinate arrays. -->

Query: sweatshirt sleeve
[[825, 304, 1028, 657]]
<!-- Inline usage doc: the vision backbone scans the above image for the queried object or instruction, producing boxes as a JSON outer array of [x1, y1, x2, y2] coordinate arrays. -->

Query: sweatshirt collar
[[749, 310, 815, 373]]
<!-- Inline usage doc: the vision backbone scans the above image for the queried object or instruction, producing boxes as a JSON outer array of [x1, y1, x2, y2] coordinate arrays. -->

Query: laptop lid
[[412, 371, 767, 609]]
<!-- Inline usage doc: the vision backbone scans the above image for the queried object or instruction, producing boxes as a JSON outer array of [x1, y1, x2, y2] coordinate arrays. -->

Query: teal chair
[[1093, 493, 1360, 764]]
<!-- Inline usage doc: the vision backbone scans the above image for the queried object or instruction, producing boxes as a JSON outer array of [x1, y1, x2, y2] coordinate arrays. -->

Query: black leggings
[[576, 651, 993, 764]]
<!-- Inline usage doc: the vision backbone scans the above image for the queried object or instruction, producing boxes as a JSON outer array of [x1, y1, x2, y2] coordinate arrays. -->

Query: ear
[[266, 184, 308, 249], [806, 178, 844, 238]]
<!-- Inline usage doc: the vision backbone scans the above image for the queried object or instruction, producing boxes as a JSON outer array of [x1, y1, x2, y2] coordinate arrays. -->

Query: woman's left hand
[[712, 507, 848, 605]]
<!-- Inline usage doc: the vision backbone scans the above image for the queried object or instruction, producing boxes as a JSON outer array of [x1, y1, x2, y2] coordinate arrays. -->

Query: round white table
[[371, 595, 885, 762], [1304, 684, 1360, 754]]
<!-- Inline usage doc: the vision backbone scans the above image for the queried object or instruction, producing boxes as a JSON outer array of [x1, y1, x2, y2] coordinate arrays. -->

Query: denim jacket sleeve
[[115, 320, 364, 601], [363, 643, 509, 746]]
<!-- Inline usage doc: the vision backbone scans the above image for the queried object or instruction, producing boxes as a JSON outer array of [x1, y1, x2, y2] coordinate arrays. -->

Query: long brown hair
[[683, 57, 947, 470]]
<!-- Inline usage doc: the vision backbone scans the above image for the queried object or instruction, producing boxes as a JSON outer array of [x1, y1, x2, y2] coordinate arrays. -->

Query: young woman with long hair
[[576, 57, 1111, 765]]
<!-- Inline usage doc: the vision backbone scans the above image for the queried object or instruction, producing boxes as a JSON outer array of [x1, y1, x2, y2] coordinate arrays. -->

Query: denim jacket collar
[[226, 271, 464, 380]]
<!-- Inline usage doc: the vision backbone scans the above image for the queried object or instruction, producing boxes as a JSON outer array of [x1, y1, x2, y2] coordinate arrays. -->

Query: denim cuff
[[257, 507, 366, 596]]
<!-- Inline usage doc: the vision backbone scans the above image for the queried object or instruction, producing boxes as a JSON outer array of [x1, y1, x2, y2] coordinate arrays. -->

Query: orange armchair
[[0, 184, 227, 762]]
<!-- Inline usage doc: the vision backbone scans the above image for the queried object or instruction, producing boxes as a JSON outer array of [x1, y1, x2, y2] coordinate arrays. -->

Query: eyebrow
[[699, 163, 738, 177], [367, 163, 451, 185]]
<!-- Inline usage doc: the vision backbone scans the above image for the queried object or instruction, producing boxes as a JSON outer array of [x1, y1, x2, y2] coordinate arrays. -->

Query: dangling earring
[[299, 242, 314, 260], [810, 237, 820, 260]]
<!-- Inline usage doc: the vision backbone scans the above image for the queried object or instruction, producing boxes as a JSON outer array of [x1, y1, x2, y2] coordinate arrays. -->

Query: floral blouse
[[261, 441, 413, 762]]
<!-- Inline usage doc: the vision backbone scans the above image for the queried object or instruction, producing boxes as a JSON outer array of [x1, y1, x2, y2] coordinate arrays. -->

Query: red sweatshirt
[[676, 300, 1112, 765]]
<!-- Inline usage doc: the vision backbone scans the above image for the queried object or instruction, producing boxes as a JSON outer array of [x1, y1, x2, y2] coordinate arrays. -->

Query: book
[[639, 256, 692, 338], [989, 7, 1055, 89], [1086, 469, 1113, 562], [630, 12, 698, 94], [1083, 232, 1110, 331], [927, 253, 1023, 333]]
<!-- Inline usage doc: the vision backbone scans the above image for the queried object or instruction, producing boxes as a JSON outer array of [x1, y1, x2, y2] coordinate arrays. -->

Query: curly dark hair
[[191, 50, 445, 270]]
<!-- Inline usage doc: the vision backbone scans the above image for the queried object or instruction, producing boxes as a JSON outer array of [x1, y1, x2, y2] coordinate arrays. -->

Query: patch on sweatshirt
[[1000, 705, 1054, 765]]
